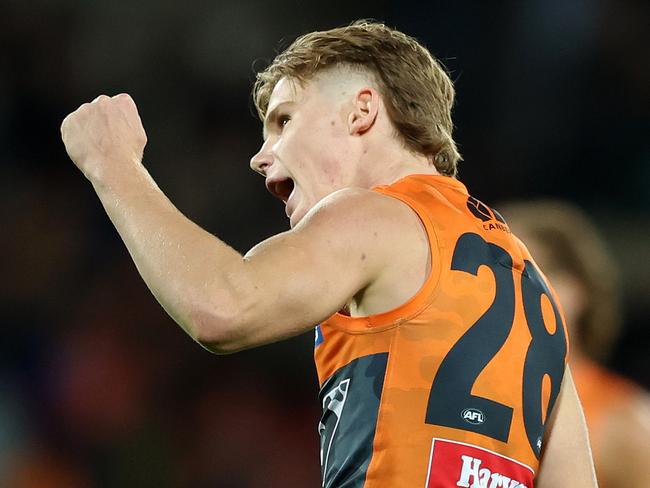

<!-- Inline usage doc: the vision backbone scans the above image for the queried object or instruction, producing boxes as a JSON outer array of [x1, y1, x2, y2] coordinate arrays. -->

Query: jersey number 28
[[424, 232, 567, 458]]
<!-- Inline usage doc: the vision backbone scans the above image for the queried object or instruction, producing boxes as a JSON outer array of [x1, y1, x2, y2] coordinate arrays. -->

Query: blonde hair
[[500, 200, 622, 362], [253, 20, 461, 177]]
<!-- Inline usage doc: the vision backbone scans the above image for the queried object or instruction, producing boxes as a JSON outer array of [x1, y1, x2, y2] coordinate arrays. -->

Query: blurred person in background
[[60, 21, 597, 486], [501, 200, 650, 488]]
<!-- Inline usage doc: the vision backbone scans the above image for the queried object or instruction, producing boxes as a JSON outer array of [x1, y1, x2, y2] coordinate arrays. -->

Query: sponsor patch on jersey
[[425, 438, 534, 488]]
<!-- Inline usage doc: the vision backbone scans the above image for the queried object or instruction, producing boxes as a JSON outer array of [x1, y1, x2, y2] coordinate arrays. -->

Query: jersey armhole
[[323, 187, 443, 333]]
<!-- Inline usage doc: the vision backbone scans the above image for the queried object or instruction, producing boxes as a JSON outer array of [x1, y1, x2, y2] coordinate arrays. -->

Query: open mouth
[[265, 177, 295, 203]]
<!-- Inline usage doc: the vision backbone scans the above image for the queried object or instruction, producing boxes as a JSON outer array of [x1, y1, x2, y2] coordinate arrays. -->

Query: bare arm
[[61, 94, 415, 353], [596, 391, 650, 488], [536, 366, 598, 487]]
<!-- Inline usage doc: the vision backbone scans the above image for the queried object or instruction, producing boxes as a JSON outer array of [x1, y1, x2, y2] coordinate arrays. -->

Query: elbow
[[187, 305, 250, 355], [197, 337, 247, 356], [183, 272, 261, 355]]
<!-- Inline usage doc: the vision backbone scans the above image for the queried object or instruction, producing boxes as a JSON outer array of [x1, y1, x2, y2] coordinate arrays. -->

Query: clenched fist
[[61, 94, 147, 183]]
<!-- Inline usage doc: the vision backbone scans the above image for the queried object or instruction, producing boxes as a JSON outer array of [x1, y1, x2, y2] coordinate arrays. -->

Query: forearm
[[91, 162, 245, 346], [61, 94, 255, 351]]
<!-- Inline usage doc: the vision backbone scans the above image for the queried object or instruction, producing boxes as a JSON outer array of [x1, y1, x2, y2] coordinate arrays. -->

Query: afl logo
[[462, 408, 485, 425]]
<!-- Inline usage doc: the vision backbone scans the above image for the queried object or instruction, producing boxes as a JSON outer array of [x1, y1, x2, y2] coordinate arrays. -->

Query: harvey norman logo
[[425, 438, 534, 488], [457, 455, 528, 488]]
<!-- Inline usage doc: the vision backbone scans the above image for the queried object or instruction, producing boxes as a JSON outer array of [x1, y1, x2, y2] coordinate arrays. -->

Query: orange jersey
[[314, 175, 569, 488]]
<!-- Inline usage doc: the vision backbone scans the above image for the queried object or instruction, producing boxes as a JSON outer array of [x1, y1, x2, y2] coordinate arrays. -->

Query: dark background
[[1, 0, 648, 486]]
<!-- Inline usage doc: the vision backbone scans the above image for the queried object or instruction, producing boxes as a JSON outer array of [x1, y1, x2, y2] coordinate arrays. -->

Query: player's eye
[[278, 114, 291, 129]]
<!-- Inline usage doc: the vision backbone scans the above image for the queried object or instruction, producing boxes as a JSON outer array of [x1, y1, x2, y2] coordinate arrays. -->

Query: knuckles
[[61, 93, 146, 157], [64, 93, 138, 125], [114, 93, 132, 102]]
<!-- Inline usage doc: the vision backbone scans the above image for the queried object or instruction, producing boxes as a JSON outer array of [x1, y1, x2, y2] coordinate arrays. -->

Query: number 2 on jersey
[[424, 232, 567, 457]]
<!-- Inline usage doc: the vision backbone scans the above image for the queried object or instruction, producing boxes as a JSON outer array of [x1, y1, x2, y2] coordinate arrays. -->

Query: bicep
[[536, 366, 598, 487], [214, 189, 404, 352]]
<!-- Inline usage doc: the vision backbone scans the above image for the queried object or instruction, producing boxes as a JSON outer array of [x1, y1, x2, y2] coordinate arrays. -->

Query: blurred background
[[1, 0, 648, 486]]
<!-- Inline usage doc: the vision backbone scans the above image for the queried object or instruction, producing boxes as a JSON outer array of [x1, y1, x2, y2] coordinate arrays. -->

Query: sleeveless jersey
[[314, 175, 569, 488]]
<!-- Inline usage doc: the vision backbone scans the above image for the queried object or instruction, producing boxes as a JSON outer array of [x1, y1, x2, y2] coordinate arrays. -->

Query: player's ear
[[348, 87, 379, 135]]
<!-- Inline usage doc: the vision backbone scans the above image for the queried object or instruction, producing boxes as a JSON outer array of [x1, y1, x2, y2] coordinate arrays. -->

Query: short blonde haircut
[[253, 20, 461, 177]]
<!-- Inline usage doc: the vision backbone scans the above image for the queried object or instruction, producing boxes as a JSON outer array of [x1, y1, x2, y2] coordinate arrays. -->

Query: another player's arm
[[60, 94, 413, 353], [536, 366, 598, 487], [597, 391, 650, 488]]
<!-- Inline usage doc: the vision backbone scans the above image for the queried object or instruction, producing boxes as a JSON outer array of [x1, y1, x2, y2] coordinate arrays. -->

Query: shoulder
[[245, 187, 428, 269], [299, 187, 420, 226], [304, 186, 433, 298], [296, 187, 427, 246], [230, 187, 431, 350], [295, 186, 431, 286]]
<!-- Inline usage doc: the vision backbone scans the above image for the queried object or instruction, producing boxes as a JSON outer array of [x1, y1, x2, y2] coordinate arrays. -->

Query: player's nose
[[250, 141, 274, 176]]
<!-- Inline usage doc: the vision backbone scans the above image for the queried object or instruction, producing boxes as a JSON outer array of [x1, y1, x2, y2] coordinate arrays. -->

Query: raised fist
[[61, 94, 148, 183]]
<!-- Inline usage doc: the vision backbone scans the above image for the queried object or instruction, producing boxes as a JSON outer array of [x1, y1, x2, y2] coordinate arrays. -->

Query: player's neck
[[357, 143, 441, 189]]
